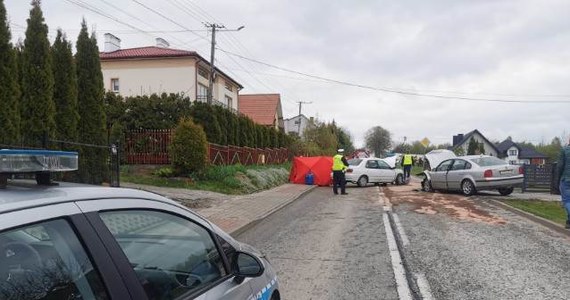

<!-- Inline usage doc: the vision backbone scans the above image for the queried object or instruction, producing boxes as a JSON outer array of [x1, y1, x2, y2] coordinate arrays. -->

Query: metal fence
[[47, 138, 121, 187], [0, 136, 121, 187], [124, 129, 289, 165], [522, 164, 554, 193]]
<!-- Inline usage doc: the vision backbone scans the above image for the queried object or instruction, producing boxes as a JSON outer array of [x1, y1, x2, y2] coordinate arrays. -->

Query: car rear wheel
[[357, 175, 368, 187], [395, 174, 404, 185], [461, 179, 476, 196], [498, 187, 514, 196]]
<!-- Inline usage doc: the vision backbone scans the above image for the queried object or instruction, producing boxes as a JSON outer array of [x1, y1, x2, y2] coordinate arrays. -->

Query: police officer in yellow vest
[[332, 149, 350, 195], [401, 153, 414, 180]]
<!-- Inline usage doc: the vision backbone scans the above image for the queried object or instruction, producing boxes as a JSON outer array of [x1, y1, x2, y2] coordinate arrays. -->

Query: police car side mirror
[[233, 251, 265, 284]]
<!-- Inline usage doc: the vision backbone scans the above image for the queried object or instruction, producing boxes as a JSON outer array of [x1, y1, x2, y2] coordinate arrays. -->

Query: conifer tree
[[20, 0, 55, 147], [225, 109, 236, 146], [189, 102, 222, 144], [0, 0, 20, 145], [76, 20, 107, 184], [52, 29, 79, 143]]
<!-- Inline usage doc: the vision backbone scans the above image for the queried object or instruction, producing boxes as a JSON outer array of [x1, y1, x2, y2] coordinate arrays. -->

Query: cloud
[[5, 0, 569, 148]]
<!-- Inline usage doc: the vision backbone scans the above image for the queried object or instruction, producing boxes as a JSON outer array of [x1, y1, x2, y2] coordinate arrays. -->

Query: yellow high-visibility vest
[[333, 154, 346, 171], [403, 154, 413, 165]]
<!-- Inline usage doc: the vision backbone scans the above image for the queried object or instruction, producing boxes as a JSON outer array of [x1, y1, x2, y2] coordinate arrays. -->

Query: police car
[[0, 149, 280, 300]]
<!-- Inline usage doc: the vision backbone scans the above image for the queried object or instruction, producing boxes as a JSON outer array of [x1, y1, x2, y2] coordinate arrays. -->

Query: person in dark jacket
[[557, 137, 570, 229], [332, 149, 349, 195]]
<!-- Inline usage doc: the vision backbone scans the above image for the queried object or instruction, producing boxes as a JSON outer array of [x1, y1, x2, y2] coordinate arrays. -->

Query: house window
[[224, 80, 233, 91], [197, 83, 208, 101], [111, 78, 119, 93], [198, 67, 209, 79], [225, 95, 233, 108], [509, 160, 517, 165], [509, 150, 518, 156]]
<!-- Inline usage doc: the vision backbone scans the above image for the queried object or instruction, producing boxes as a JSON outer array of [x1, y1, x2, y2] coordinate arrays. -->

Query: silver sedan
[[421, 155, 524, 196], [345, 157, 405, 187]]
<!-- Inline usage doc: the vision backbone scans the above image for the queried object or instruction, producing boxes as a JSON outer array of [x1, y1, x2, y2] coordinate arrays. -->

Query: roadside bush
[[154, 166, 175, 178], [169, 118, 208, 175]]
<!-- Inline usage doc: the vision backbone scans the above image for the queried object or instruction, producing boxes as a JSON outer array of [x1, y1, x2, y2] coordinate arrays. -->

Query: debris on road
[[384, 182, 506, 225]]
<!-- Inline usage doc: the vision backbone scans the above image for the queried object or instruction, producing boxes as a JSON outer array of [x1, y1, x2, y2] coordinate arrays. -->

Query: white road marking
[[415, 272, 434, 300], [392, 213, 410, 248], [383, 212, 413, 300]]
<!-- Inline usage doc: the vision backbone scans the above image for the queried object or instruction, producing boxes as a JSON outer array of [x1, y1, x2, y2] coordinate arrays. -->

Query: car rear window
[[348, 159, 362, 166], [469, 157, 507, 167]]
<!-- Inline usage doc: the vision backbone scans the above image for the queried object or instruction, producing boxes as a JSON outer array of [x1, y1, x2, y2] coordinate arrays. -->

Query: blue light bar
[[0, 149, 78, 173]]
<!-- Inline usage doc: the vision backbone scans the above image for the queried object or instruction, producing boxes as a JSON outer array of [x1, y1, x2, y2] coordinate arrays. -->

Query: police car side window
[[0, 219, 109, 300], [366, 160, 379, 169], [99, 210, 226, 300]]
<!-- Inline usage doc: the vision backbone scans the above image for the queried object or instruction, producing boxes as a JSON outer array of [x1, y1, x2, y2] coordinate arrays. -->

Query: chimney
[[453, 134, 464, 146], [156, 37, 170, 48], [104, 33, 121, 53]]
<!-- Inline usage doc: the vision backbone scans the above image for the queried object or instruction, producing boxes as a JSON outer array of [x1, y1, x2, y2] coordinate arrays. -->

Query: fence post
[[115, 142, 121, 187], [522, 165, 527, 193]]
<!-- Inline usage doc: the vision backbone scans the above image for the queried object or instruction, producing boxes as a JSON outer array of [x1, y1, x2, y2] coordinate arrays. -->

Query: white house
[[99, 34, 242, 111], [283, 114, 315, 137], [451, 130, 499, 156], [496, 139, 548, 165]]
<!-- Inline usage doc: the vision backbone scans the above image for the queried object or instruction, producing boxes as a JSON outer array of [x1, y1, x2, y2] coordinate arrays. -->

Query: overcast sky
[[5, 0, 570, 147]]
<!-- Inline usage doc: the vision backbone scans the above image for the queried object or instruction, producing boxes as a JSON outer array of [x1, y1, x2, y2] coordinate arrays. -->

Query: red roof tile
[[239, 94, 281, 126], [100, 46, 198, 60]]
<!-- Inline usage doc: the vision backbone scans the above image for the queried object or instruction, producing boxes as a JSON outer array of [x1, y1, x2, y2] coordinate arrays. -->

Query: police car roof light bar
[[0, 149, 79, 189]]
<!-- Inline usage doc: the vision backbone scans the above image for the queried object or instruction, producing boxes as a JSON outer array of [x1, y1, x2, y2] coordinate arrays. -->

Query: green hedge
[[105, 93, 293, 149]]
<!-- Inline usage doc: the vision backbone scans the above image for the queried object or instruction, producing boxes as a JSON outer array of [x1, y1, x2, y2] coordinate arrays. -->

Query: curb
[[230, 185, 317, 237], [487, 199, 570, 238]]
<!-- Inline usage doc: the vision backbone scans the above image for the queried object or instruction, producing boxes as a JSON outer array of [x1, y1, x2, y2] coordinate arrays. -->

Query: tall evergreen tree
[[0, 0, 20, 145], [52, 29, 79, 143], [467, 138, 479, 155], [225, 110, 236, 146], [20, 0, 55, 147], [189, 102, 222, 144], [76, 20, 107, 184]]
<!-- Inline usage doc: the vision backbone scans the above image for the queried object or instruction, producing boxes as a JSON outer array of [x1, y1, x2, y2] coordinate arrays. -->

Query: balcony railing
[[195, 96, 239, 114]]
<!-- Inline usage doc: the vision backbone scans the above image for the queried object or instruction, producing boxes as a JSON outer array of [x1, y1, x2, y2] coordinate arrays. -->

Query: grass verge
[[120, 163, 291, 195], [503, 199, 567, 226]]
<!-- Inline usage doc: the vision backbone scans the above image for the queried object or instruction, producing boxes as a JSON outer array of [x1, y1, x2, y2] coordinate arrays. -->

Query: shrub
[[154, 167, 175, 178], [169, 118, 208, 175]]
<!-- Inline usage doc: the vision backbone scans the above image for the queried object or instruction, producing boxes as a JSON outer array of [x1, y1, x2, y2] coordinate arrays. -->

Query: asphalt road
[[239, 180, 570, 300], [384, 179, 570, 300], [237, 185, 400, 300]]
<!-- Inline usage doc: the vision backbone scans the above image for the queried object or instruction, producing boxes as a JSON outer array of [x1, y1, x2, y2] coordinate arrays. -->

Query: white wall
[[102, 58, 239, 111], [101, 58, 197, 98], [458, 132, 498, 156], [504, 146, 522, 164], [284, 115, 313, 136]]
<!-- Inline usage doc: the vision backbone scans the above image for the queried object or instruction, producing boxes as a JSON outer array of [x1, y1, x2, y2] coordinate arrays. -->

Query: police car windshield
[[348, 159, 362, 166]]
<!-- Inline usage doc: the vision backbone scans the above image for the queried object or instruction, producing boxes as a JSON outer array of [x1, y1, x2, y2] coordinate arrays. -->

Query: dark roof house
[[451, 129, 500, 156], [496, 139, 548, 162]]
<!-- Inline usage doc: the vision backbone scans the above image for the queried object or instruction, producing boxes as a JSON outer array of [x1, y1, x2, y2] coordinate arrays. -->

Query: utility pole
[[297, 101, 312, 136], [205, 23, 244, 105]]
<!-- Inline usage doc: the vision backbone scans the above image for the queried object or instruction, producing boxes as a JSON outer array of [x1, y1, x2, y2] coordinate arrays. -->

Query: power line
[[174, 0, 303, 106], [217, 49, 570, 104], [130, 0, 208, 41]]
